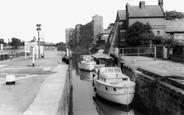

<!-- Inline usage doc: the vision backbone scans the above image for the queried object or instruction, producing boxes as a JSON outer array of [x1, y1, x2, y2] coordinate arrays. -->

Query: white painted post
[[66, 48, 69, 57], [154, 46, 156, 60], [32, 47, 35, 67], [36, 46, 38, 59]]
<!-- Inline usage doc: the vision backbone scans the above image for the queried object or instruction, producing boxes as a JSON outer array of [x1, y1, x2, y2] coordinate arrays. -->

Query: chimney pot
[[139, 1, 145, 9]]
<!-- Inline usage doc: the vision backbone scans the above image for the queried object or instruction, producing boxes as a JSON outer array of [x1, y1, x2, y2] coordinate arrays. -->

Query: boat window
[[113, 87, 116, 91], [110, 78, 124, 83], [115, 69, 121, 73], [108, 69, 114, 72], [104, 78, 106, 82], [122, 78, 128, 81]]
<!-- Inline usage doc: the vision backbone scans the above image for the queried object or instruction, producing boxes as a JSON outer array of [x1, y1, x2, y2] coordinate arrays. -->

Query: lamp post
[[36, 24, 41, 58], [41, 37, 45, 58]]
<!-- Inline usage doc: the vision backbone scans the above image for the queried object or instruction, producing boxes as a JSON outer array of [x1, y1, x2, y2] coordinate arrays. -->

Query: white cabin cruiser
[[94, 67, 135, 105], [78, 55, 96, 71]]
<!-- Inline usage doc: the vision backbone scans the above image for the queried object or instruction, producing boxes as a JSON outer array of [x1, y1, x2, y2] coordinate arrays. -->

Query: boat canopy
[[80, 55, 93, 61], [99, 67, 122, 73], [92, 53, 113, 60]]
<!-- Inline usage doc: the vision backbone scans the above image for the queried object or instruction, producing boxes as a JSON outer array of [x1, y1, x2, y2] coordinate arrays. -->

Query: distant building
[[75, 24, 82, 45], [165, 20, 184, 40], [116, 10, 126, 47], [125, 1, 165, 35], [65, 28, 74, 45], [66, 14, 103, 46], [92, 14, 103, 42], [105, 0, 166, 54], [96, 28, 111, 45], [106, 0, 166, 49]]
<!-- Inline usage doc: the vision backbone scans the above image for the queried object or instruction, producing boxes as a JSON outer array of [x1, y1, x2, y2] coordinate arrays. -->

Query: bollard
[[6, 74, 15, 85]]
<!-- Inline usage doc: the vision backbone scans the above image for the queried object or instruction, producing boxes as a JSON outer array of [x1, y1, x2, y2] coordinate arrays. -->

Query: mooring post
[[32, 47, 35, 67], [154, 46, 156, 60]]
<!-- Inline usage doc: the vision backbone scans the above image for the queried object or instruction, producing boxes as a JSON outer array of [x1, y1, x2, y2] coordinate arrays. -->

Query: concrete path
[[122, 56, 184, 77], [0, 51, 69, 115], [23, 64, 68, 115]]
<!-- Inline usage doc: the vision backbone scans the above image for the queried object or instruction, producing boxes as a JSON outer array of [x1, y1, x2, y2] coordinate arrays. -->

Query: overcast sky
[[0, 0, 183, 43]]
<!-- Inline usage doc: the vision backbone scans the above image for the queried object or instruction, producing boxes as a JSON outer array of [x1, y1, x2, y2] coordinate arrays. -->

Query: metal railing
[[119, 46, 157, 60]]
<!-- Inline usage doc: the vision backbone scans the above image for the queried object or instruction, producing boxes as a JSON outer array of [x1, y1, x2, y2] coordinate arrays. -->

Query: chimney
[[139, 1, 145, 9], [158, 0, 163, 7]]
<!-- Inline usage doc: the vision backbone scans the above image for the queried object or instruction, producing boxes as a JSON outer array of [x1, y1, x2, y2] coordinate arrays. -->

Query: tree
[[125, 21, 154, 46], [20, 41, 25, 46], [107, 23, 114, 29], [56, 42, 65, 47], [165, 10, 184, 20], [0, 38, 5, 44], [10, 38, 21, 49]]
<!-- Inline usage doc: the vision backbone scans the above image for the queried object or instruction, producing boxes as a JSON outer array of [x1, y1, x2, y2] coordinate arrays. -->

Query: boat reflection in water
[[79, 69, 94, 81], [93, 94, 135, 115]]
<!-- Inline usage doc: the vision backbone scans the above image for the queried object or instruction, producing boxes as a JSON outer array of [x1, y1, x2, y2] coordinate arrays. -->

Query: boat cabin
[[80, 55, 94, 61], [97, 67, 129, 84]]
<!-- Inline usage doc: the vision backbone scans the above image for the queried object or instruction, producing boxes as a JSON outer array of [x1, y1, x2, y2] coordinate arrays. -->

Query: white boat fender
[[6, 74, 15, 85]]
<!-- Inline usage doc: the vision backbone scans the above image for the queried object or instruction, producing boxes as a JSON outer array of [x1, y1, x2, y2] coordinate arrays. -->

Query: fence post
[[138, 48, 140, 60], [154, 46, 156, 60]]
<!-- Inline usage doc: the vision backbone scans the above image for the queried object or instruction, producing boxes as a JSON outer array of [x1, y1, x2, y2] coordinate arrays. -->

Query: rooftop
[[116, 10, 126, 21], [126, 1, 164, 18]]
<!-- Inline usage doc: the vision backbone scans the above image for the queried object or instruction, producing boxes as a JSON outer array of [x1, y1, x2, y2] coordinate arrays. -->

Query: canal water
[[70, 52, 150, 115]]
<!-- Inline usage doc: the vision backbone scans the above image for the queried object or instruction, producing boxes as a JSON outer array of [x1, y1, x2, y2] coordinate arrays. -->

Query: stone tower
[[92, 14, 103, 41], [75, 24, 82, 44]]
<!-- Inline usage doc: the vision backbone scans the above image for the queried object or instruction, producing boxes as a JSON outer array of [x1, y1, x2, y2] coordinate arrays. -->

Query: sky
[[0, 0, 183, 43]]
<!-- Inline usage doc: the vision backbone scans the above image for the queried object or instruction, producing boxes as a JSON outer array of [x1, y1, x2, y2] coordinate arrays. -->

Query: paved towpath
[[122, 56, 184, 77], [0, 50, 68, 115]]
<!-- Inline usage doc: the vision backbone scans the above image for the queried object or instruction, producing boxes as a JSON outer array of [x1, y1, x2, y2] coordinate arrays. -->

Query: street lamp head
[[36, 24, 41, 27], [36, 24, 41, 31], [37, 28, 41, 31]]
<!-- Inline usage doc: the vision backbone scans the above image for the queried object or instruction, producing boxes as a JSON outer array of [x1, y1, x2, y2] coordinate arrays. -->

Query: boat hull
[[95, 81, 135, 105], [78, 62, 96, 71]]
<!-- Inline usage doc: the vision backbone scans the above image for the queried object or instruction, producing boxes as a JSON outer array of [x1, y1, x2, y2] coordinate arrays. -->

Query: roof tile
[[127, 5, 164, 17]]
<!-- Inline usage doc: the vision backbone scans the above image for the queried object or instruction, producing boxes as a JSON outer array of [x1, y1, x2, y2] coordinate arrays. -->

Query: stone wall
[[121, 63, 184, 115], [57, 67, 72, 115]]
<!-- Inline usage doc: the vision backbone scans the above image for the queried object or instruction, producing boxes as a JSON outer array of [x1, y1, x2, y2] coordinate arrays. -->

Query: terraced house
[[122, 0, 165, 47], [107, 0, 165, 53]]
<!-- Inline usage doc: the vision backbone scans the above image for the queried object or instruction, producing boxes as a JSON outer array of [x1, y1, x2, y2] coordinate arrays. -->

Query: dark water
[[70, 52, 150, 115]]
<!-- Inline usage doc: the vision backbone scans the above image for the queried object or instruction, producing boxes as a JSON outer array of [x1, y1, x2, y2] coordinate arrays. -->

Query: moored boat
[[93, 67, 135, 105], [78, 55, 96, 71]]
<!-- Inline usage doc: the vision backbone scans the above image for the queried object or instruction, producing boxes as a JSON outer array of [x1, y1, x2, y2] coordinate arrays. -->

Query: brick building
[[65, 14, 103, 46], [125, 1, 165, 35], [65, 28, 74, 46], [106, 0, 166, 53]]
